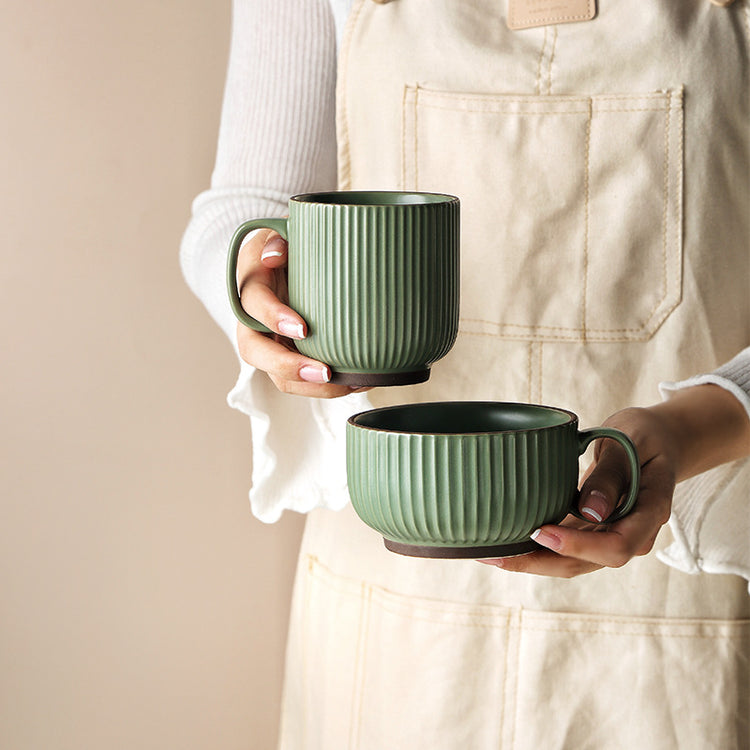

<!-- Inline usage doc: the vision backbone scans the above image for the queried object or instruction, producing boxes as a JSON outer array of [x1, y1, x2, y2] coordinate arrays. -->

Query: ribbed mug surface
[[288, 192, 459, 383], [346, 402, 579, 553]]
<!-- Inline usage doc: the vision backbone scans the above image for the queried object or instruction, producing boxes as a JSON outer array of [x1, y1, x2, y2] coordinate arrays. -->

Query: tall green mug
[[227, 191, 460, 386]]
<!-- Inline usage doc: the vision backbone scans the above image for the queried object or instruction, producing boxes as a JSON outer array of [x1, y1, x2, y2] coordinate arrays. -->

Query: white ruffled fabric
[[657, 349, 750, 592], [227, 364, 371, 522]]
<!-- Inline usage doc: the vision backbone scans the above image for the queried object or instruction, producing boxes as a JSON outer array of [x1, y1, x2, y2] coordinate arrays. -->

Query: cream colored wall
[[0, 2, 304, 749]]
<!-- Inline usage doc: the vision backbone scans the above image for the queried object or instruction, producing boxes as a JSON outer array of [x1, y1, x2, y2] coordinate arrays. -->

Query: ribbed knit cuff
[[659, 347, 750, 421]]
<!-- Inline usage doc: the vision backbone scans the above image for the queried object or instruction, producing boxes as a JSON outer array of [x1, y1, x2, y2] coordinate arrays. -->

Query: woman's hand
[[234, 228, 362, 398], [481, 384, 750, 578]]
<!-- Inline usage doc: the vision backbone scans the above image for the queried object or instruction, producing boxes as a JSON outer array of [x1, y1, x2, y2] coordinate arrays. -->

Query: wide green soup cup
[[346, 402, 640, 558]]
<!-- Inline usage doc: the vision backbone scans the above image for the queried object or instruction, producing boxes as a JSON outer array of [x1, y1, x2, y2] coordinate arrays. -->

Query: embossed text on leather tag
[[507, 0, 596, 30]]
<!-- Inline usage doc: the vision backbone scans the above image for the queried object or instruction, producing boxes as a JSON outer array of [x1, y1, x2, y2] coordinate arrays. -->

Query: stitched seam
[[307, 555, 512, 625], [675, 87, 685, 310], [416, 101, 675, 115], [457, 325, 671, 341], [414, 84, 420, 190], [300, 555, 315, 740], [419, 102, 591, 114], [515, 13, 593, 23], [364, 600, 514, 628], [511, 621, 523, 750], [538, 342, 544, 402], [414, 89, 675, 104], [459, 317, 664, 333], [546, 27, 558, 95], [534, 27, 548, 96], [582, 97, 592, 340], [456, 322, 671, 342], [521, 609, 750, 629], [527, 342, 533, 402], [349, 583, 371, 750], [660, 92, 671, 306], [336, 0, 367, 189], [499, 611, 512, 747], [527, 342, 543, 401], [518, 625, 750, 637], [400, 85, 407, 190], [419, 92, 591, 103]]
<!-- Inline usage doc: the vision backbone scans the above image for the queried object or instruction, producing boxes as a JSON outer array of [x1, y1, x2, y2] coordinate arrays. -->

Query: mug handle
[[571, 427, 641, 523], [226, 217, 289, 332]]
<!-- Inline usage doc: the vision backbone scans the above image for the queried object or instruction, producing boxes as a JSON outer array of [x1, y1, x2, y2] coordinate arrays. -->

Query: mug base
[[331, 368, 430, 387], [383, 538, 540, 559]]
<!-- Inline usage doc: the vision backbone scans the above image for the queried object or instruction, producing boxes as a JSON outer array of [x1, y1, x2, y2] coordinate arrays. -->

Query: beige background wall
[[0, 2, 304, 748]]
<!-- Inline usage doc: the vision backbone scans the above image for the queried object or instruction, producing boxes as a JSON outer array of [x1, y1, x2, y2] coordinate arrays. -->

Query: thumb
[[577, 438, 632, 523]]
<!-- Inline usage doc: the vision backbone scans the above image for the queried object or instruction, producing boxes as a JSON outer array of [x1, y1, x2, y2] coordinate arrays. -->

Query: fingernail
[[261, 237, 286, 261], [530, 528, 562, 551], [299, 364, 331, 384], [580, 490, 608, 523], [278, 320, 305, 339]]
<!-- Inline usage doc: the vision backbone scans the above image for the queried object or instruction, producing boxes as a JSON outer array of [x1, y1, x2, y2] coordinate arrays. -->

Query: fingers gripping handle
[[226, 218, 289, 332], [573, 428, 641, 523]]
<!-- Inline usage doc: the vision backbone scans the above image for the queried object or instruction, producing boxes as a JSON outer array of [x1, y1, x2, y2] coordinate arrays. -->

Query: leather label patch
[[507, 0, 596, 30]]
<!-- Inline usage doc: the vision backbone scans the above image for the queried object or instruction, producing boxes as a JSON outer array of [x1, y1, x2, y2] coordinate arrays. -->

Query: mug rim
[[347, 401, 578, 436], [291, 190, 460, 207]]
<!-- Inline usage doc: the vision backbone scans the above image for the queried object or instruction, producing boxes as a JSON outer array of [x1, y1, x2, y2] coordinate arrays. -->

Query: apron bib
[[280, 2, 750, 748]]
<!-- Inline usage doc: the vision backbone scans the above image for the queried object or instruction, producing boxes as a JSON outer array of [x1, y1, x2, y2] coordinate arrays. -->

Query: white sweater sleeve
[[180, 0, 338, 342], [657, 347, 750, 590], [180, 0, 368, 522]]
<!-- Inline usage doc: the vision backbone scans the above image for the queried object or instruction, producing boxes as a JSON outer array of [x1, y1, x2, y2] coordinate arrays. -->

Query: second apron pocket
[[402, 86, 684, 343], [512, 608, 750, 750]]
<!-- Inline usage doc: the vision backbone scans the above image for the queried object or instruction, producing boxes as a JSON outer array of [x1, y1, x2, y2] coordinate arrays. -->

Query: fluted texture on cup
[[289, 199, 459, 373], [346, 422, 579, 548]]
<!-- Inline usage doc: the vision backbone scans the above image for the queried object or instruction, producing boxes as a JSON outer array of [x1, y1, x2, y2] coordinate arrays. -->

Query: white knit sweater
[[181, 0, 750, 585]]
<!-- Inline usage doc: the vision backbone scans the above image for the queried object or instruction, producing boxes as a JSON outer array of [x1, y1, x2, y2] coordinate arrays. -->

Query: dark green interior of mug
[[293, 190, 457, 206], [351, 402, 574, 435]]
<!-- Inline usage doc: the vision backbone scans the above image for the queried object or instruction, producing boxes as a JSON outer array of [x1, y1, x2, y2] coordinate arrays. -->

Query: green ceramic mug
[[226, 191, 460, 386], [346, 401, 640, 558]]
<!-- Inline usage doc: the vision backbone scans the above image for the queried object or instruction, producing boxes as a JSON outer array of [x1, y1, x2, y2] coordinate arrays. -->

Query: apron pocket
[[402, 86, 683, 343], [299, 555, 513, 749], [512, 608, 750, 750], [292, 554, 370, 749]]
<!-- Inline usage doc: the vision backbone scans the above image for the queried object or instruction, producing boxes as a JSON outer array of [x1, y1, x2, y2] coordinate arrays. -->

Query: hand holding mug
[[488, 384, 750, 578], [232, 225, 359, 398], [346, 402, 640, 559], [228, 191, 460, 389]]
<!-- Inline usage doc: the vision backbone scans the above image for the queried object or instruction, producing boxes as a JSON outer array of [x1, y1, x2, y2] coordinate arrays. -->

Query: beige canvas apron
[[278, 1, 750, 748]]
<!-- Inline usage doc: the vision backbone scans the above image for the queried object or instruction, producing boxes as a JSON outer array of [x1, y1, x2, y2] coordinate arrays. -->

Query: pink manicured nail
[[299, 365, 331, 384], [261, 237, 286, 261], [278, 320, 305, 339], [261, 247, 285, 260], [580, 490, 608, 523], [530, 528, 562, 551]]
